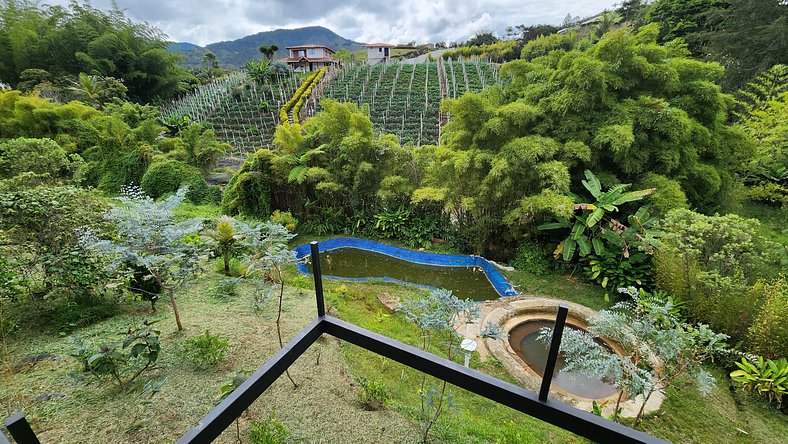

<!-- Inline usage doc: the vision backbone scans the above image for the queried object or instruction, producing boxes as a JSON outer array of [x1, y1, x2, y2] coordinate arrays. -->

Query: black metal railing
[[2, 241, 667, 444]]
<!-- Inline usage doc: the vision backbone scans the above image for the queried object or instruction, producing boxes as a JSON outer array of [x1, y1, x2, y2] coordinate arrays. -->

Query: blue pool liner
[[294, 237, 518, 298]]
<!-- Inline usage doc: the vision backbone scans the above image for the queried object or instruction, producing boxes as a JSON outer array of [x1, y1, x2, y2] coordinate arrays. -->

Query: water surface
[[509, 320, 618, 399], [306, 247, 501, 301]]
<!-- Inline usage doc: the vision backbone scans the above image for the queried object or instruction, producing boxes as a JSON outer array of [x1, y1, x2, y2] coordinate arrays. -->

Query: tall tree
[[0, 0, 195, 102], [258, 44, 279, 60], [704, 0, 788, 89], [645, 0, 727, 55]]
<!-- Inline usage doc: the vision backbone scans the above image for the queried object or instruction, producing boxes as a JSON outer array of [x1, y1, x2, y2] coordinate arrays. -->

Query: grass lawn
[[2, 257, 787, 443]]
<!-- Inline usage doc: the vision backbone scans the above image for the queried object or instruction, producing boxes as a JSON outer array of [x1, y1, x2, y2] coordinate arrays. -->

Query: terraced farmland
[[323, 59, 503, 145], [160, 73, 302, 155]]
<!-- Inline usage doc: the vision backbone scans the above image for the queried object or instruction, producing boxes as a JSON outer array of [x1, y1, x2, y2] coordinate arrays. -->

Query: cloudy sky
[[47, 0, 619, 46]]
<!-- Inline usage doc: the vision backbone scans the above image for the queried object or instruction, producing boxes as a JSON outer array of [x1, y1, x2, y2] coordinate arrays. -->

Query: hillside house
[[282, 45, 338, 72], [364, 43, 394, 65]]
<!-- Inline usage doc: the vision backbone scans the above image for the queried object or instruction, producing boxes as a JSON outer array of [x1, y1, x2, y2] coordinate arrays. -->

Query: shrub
[[248, 412, 289, 444], [0, 137, 70, 179], [639, 173, 689, 215], [510, 241, 551, 275], [140, 160, 218, 203], [52, 296, 119, 333], [356, 377, 390, 410], [658, 209, 778, 346], [129, 264, 162, 310], [581, 251, 654, 294], [0, 186, 112, 305], [70, 320, 161, 387], [269, 210, 298, 232], [730, 356, 788, 409], [748, 276, 788, 358], [182, 329, 230, 369], [222, 149, 273, 217], [210, 278, 239, 301]]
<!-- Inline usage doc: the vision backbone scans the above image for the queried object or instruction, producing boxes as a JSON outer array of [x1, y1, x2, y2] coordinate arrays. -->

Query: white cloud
[[46, 0, 618, 46]]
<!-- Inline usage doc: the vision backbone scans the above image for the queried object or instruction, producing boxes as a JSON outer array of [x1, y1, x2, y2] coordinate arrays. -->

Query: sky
[[46, 0, 620, 46]]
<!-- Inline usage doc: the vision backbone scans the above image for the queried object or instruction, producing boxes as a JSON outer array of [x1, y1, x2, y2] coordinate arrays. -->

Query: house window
[[379, 48, 382, 52]]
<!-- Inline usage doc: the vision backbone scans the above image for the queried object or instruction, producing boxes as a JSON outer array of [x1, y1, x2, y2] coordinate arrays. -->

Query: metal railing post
[[539, 304, 569, 401], [310, 241, 325, 317], [3, 413, 41, 444]]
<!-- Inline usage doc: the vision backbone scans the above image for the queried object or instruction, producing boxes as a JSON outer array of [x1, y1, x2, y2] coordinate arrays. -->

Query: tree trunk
[[167, 287, 184, 331], [633, 388, 655, 428], [223, 250, 230, 276], [275, 268, 297, 388]]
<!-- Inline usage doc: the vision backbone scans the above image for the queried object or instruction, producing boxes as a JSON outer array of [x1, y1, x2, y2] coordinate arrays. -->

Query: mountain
[[168, 42, 201, 51], [168, 26, 365, 69]]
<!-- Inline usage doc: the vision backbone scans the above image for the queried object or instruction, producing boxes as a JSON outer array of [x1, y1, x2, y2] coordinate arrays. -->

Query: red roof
[[286, 44, 335, 53], [283, 57, 337, 63]]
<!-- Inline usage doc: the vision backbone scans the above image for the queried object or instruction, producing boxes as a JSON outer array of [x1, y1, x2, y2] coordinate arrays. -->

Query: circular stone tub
[[476, 297, 664, 417]]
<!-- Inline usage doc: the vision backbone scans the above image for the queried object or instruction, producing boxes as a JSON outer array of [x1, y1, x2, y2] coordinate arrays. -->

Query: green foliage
[[510, 241, 551, 275], [129, 265, 162, 310], [581, 250, 654, 293], [553, 287, 729, 427], [0, 90, 197, 194], [81, 187, 209, 331], [356, 377, 390, 410], [51, 296, 118, 333], [730, 356, 788, 409], [269, 210, 298, 232], [210, 278, 238, 301], [703, 1, 788, 89], [639, 173, 689, 215], [0, 137, 71, 180], [70, 320, 161, 387], [177, 124, 230, 174], [205, 216, 247, 276], [248, 412, 289, 444], [222, 149, 273, 218], [67, 73, 128, 109], [0, 186, 111, 304], [279, 68, 326, 124], [645, 0, 725, 54], [747, 276, 788, 358], [735, 65, 788, 188], [0, 1, 195, 102], [140, 160, 219, 204], [658, 209, 780, 349], [520, 32, 576, 61], [441, 39, 522, 63], [182, 329, 230, 369], [539, 171, 659, 294]]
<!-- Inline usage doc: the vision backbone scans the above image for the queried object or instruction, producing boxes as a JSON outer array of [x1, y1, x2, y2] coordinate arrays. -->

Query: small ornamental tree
[[81, 186, 208, 331], [205, 215, 246, 276], [398, 289, 485, 443], [541, 287, 729, 427]]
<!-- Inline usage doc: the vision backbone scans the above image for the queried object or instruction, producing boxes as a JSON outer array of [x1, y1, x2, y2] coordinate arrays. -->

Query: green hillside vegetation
[[0, 0, 195, 102]]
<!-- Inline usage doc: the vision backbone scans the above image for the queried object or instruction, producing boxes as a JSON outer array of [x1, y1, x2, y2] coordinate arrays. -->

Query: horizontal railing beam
[[176, 318, 324, 444], [321, 316, 666, 444]]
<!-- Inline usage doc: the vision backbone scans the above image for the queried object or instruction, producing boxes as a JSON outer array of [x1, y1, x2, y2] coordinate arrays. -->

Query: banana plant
[[538, 170, 657, 262]]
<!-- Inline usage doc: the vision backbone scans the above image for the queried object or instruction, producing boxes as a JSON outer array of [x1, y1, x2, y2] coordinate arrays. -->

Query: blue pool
[[295, 238, 518, 301]]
